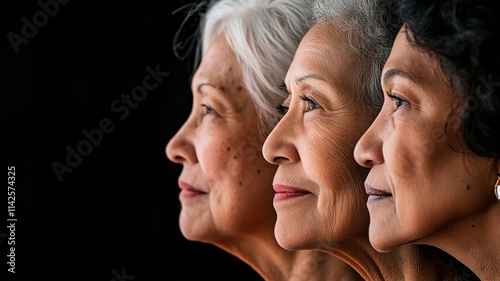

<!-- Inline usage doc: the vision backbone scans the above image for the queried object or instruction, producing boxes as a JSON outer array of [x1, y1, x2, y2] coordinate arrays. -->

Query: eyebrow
[[196, 83, 216, 93], [277, 74, 327, 95], [382, 68, 413, 86], [295, 73, 326, 85]]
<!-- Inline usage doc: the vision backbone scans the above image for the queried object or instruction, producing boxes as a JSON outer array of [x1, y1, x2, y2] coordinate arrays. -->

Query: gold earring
[[495, 176, 500, 200]]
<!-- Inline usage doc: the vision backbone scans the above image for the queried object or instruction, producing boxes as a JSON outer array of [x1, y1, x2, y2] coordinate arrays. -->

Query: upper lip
[[273, 184, 310, 194], [365, 183, 391, 196], [178, 180, 206, 193]]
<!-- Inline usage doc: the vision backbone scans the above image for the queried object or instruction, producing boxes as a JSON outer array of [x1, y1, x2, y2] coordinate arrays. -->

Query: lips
[[178, 180, 207, 198], [365, 184, 392, 203], [273, 184, 311, 203]]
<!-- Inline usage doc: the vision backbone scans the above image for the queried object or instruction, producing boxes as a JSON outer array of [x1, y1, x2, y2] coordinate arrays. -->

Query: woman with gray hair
[[263, 0, 476, 279], [166, 0, 361, 280]]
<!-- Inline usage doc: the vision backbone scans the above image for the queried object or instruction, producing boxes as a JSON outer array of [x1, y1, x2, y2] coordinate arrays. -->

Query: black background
[[1, 0, 263, 280]]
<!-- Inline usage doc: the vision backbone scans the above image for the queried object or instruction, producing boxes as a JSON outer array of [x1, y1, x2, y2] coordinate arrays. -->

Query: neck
[[322, 237, 453, 281], [214, 233, 361, 281], [423, 202, 500, 280]]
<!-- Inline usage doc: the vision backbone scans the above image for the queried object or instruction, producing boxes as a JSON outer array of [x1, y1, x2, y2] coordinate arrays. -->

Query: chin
[[179, 224, 217, 244], [179, 220, 198, 241], [179, 212, 211, 243], [275, 235, 300, 251], [368, 227, 405, 253], [180, 231, 199, 242], [370, 241, 396, 253], [274, 221, 310, 251]]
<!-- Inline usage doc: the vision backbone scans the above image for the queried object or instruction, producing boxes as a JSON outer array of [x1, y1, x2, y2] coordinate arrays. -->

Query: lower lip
[[178, 180, 206, 198], [179, 189, 206, 198], [367, 194, 391, 204], [273, 192, 310, 203]]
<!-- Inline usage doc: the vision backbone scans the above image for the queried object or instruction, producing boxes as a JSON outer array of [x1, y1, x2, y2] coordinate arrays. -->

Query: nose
[[262, 114, 300, 165], [354, 115, 384, 168], [166, 120, 198, 165]]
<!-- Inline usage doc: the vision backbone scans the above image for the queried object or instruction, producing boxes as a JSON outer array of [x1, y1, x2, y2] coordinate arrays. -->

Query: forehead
[[383, 28, 444, 85], [286, 22, 359, 88], [191, 33, 244, 97]]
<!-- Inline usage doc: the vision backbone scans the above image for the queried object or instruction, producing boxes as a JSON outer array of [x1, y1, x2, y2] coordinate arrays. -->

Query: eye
[[300, 95, 320, 112], [387, 91, 408, 110], [394, 97, 406, 108], [276, 96, 291, 117], [201, 104, 215, 115], [276, 104, 289, 116]]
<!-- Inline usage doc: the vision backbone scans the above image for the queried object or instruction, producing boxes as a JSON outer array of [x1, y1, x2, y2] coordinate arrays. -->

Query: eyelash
[[201, 104, 214, 115], [300, 95, 320, 112], [276, 104, 288, 116], [386, 91, 408, 111], [275, 95, 320, 116]]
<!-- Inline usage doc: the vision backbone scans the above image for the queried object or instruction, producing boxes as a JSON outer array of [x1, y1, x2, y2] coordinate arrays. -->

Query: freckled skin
[[354, 27, 499, 252], [166, 34, 277, 243]]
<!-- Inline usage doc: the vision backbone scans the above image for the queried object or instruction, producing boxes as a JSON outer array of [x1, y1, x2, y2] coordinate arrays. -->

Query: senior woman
[[166, 0, 360, 280], [263, 0, 477, 279], [354, 0, 500, 280]]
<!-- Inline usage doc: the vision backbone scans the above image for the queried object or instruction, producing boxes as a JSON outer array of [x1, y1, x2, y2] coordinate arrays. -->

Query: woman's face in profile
[[166, 34, 277, 243], [354, 27, 498, 252], [263, 22, 372, 250]]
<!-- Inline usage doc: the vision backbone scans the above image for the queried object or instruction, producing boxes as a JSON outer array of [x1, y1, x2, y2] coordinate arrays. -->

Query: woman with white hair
[[263, 0, 477, 279], [166, 0, 361, 280]]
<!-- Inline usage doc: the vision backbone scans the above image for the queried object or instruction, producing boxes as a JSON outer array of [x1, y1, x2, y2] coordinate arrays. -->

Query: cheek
[[222, 134, 265, 179], [383, 128, 454, 238], [305, 121, 370, 237], [198, 132, 255, 180], [384, 126, 436, 183], [198, 133, 273, 206], [200, 144, 232, 178], [384, 132, 425, 211]]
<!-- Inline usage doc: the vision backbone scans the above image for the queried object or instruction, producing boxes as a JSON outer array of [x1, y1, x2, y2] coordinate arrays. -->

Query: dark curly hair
[[399, 0, 500, 159]]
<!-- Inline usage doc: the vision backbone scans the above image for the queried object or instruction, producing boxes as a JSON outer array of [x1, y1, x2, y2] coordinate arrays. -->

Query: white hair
[[201, 0, 314, 135], [313, 0, 401, 113]]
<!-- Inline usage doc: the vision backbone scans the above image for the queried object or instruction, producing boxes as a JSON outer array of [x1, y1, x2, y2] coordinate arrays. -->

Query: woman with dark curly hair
[[354, 0, 500, 279]]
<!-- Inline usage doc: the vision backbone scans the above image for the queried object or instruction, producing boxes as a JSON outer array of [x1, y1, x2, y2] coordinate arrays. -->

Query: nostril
[[273, 156, 290, 165], [173, 155, 185, 163], [169, 152, 190, 164]]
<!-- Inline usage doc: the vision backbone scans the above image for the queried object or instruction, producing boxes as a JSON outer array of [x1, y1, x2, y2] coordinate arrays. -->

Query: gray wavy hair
[[313, 0, 401, 113], [201, 0, 314, 135]]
